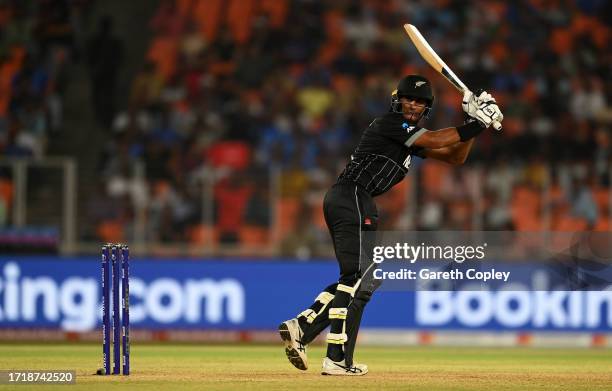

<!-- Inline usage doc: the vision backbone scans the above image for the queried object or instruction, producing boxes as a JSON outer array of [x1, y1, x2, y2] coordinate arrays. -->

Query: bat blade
[[403, 24, 467, 92], [403, 23, 502, 130]]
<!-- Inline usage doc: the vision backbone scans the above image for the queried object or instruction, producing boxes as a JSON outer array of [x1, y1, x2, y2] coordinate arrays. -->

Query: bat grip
[[492, 120, 502, 131]]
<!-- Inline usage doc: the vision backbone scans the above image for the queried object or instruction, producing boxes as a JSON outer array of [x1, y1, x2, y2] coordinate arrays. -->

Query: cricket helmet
[[390, 75, 434, 118]]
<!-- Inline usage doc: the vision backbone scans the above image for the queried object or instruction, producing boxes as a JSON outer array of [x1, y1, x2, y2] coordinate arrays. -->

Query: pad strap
[[337, 283, 357, 296], [328, 307, 348, 320], [298, 309, 316, 323], [298, 291, 336, 324], [316, 291, 334, 305], [326, 332, 348, 344]]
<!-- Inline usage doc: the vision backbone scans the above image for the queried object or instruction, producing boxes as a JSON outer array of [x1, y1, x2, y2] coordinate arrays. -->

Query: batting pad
[[298, 291, 335, 324]]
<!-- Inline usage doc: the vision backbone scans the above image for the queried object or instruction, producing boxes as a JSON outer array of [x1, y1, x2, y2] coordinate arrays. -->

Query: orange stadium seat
[[549, 185, 566, 205], [311, 199, 327, 231], [227, 0, 256, 44], [591, 21, 609, 49], [422, 161, 451, 195], [593, 218, 611, 232], [176, 0, 195, 18], [482, 2, 507, 18], [522, 80, 539, 103], [488, 42, 509, 63], [513, 186, 541, 209], [0, 178, 13, 207], [275, 198, 300, 237], [553, 216, 588, 232], [317, 42, 343, 65], [331, 74, 355, 95], [187, 224, 218, 246], [571, 14, 593, 35], [0, 3, 11, 27], [549, 28, 573, 55], [206, 141, 252, 170], [593, 188, 610, 215], [315, 10, 345, 64], [208, 60, 236, 76], [97, 221, 125, 243], [511, 186, 543, 231], [239, 226, 269, 245], [513, 213, 543, 231], [324, 10, 344, 43], [259, 0, 288, 28], [192, 0, 223, 42], [147, 36, 179, 80]]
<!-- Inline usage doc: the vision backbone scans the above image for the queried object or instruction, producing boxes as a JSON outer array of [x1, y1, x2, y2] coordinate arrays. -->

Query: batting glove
[[463, 90, 503, 129]]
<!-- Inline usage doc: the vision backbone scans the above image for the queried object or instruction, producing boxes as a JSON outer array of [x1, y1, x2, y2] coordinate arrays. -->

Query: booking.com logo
[[0, 262, 245, 331]]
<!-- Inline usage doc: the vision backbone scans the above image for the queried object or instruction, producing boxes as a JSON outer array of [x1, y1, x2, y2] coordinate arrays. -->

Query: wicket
[[101, 244, 130, 375]]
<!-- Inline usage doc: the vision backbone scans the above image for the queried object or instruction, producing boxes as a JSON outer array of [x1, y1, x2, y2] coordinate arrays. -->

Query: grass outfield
[[0, 344, 611, 390]]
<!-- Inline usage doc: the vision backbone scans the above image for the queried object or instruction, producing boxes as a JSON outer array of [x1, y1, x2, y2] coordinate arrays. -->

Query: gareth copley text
[[373, 268, 511, 282], [372, 243, 487, 264]]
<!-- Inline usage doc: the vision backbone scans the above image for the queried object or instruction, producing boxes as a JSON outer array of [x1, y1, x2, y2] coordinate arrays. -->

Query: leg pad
[[298, 291, 335, 324]]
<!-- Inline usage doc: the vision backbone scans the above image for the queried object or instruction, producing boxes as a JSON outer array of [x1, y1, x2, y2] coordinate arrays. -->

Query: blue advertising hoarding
[[0, 257, 610, 332]]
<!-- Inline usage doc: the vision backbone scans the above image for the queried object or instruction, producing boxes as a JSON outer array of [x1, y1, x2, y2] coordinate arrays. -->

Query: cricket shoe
[[321, 357, 368, 376], [278, 318, 308, 370]]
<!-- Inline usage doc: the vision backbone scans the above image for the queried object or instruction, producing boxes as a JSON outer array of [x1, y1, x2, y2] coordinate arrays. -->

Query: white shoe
[[321, 357, 368, 376], [278, 319, 308, 370]]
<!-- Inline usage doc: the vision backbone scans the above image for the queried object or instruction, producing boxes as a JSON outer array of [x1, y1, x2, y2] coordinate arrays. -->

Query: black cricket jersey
[[337, 112, 427, 197]]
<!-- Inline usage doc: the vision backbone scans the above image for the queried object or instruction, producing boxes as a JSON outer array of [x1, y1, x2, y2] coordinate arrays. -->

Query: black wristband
[[412, 146, 426, 159], [456, 120, 485, 142]]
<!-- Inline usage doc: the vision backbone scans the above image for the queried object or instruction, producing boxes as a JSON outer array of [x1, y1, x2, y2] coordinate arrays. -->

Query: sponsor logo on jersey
[[402, 123, 415, 132]]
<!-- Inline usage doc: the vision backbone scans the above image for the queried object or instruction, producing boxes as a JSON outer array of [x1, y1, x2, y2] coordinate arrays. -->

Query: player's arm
[[411, 124, 482, 149], [419, 139, 475, 165], [410, 90, 503, 156]]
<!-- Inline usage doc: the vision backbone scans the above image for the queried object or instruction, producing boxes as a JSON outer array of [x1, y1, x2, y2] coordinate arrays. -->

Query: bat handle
[[492, 120, 502, 131]]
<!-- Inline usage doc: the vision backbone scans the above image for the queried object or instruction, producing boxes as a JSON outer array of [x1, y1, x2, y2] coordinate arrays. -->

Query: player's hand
[[463, 90, 503, 129], [475, 90, 503, 130], [462, 90, 480, 120], [475, 90, 496, 104]]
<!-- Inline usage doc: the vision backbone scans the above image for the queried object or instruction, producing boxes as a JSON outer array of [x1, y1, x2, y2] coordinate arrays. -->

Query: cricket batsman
[[279, 75, 503, 375]]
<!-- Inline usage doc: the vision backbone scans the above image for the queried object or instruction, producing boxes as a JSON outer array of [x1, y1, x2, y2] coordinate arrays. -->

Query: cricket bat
[[403, 24, 502, 130]]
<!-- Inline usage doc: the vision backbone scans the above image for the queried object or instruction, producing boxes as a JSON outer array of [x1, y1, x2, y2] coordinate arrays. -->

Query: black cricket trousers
[[323, 182, 378, 288]]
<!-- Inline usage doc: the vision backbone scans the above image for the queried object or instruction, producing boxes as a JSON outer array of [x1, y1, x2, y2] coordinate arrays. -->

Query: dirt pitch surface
[[0, 344, 610, 390]]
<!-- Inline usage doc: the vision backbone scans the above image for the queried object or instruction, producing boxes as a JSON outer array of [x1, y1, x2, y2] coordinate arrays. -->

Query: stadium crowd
[[99, 0, 611, 253], [0, 0, 610, 255], [0, 0, 94, 228]]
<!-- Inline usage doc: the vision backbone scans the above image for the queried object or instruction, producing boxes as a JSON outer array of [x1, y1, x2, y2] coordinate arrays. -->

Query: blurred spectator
[[245, 183, 271, 228], [129, 62, 163, 109], [87, 16, 123, 129], [280, 201, 320, 260], [570, 77, 606, 121], [484, 190, 514, 230], [570, 177, 598, 227], [90, 0, 611, 248], [0, 1, 88, 157]]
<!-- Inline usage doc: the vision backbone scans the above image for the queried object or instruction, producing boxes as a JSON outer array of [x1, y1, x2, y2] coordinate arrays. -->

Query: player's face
[[400, 97, 427, 122]]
